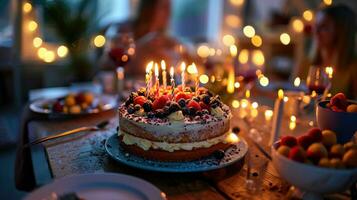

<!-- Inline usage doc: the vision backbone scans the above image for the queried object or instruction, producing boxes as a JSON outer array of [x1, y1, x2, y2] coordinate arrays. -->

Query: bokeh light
[[232, 100, 240, 108], [252, 50, 265, 66], [43, 51, 55, 63], [243, 25, 255, 38], [23, 2, 32, 13], [251, 35, 262, 47], [93, 35, 106, 47], [292, 19, 304, 33], [225, 15, 241, 28], [199, 74, 209, 84], [234, 82, 240, 88], [222, 34, 235, 46], [238, 49, 249, 64], [28, 21, 38, 31], [32, 37, 42, 48], [57, 45, 68, 58], [280, 33, 291, 45], [229, 45, 238, 57], [323, 0, 332, 6], [197, 45, 210, 58], [37, 47, 47, 59], [230, 0, 244, 6], [303, 10, 314, 22], [259, 76, 269, 87]]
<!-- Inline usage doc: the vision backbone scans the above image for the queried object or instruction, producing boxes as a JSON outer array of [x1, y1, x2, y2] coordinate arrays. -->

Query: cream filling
[[211, 107, 224, 118], [167, 111, 185, 121], [119, 130, 231, 152]]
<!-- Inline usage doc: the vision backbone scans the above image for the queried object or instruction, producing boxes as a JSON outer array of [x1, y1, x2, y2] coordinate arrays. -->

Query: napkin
[[15, 103, 48, 191]]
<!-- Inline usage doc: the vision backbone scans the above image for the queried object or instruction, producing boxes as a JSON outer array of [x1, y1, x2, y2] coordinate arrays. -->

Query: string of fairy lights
[[22, 1, 106, 63]]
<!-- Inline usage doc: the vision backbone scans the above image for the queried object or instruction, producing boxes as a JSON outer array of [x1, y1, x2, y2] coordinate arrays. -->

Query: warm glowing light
[[187, 63, 198, 75], [93, 35, 106, 47], [230, 0, 244, 6], [222, 34, 235, 46], [23, 2, 32, 13], [252, 102, 258, 109], [180, 62, 186, 72], [311, 90, 317, 97], [245, 90, 250, 98], [323, 0, 332, 5], [121, 55, 128, 62], [161, 60, 166, 70], [278, 89, 284, 99], [232, 100, 240, 108], [283, 96, 289, 102], [303, 10, 314, 22], [280, 33, 291, 45], [197, 45, 210, 58], [241, 99, 249, 108], [57, 45, 68, 58], [43, 51, 55, 63], [302, 95, 311, 104], [209, 48, 216, 56], [227, 71, 235, 94], [251, 35, 262, 47], [146, 61, 154, 73], [199, 74, 209, 84], [28, 21, 38, 31], [325, 66, 333, 78], [37, 47, 47, 59], [309, 121, 314, 126], [128, 47, 135, 55], [259, 76, 269, 87], [289, 115, 297, 130], [238, 49, 249, 64], [290, 115, 296, 122], [265, 110, 273, 121], [234, 82, 240, 88], [243, 25, 255, 38], [226, 133, 239, 143], [327, 93, 332, 97], [32, 37, 42, 48], [216, 49, 222, 56], [256, 69, 263, 77], [252, 50, 264, 66], [170, 66, 174, 77], [154, 63, 159, 77], [294, 77, 301, 87], [229, 45, 238, 57], [225, 15, 241, 28], [211, 75, 215, 83], [292, 19, 304, 33]]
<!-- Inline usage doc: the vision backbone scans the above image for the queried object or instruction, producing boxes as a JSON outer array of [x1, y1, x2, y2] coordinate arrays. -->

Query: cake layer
[[119, 105, 231, 143], [119, 137, 233, 161], [119, 130, 231, 152]]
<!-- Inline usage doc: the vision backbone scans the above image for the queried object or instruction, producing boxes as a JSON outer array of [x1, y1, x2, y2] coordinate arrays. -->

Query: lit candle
[[145, 61, 153, 97], [269, 89, 285, 145], [191, 63, 199, 95], [161, 60, 167, 90], [180, 62, 186, 91], [170, 66, 175, 98], [154, 62, 160, 97], [289, 115, 297, 130], [293, 77, 301, 88]]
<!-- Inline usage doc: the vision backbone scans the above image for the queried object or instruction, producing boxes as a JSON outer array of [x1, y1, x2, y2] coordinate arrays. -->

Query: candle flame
[[229, 45, 238, 57], [325, 66, 333, 79], [226, 133, 239, 143], [245, 90, 251, 98], [170, 66, 174, 77], [290, 115, 296, 122], [252, 102, 258, 109], [294, 77, 301, 87], [278, 89, 284, 99], [191, 63, 198, 74], [146, 61, 153, 73], [161, 60, 166, 70], [180, 62, 186, 72], [154, 63, 159, 77]]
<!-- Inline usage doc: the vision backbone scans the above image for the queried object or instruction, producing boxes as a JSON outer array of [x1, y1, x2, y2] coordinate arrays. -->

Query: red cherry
[[297, 135, 314, 149], [330, 93, 348, 111], [197, 87, 208, 95], [280, 136, 297, 147], [199, 102, 210, 110], [152, 95, 170, 110], [175, 92, 189, 102], [75, 93, 86, 104], [307, 128, 322, 143], [134, 96, 147, 106], [187, 100, 201, 110], [53, 102, 63, 112], [331, 106, 343, 112], [289, 146, 306, 163]]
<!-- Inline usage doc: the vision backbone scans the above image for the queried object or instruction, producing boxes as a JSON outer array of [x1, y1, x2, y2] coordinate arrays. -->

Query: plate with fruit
[[316, 93, 357, 143], [272, 128, 357, 196], [30, 92, 117, 117]]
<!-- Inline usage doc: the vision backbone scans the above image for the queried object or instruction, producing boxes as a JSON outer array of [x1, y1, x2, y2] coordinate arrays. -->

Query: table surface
[[30, 106, 351, 200]]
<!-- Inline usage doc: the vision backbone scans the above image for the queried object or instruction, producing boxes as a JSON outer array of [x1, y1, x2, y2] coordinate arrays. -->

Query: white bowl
[[271, 143, 357, 194]]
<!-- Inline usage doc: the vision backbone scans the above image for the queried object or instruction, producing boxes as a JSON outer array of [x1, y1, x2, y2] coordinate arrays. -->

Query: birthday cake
[[118, 63, 233, 161]]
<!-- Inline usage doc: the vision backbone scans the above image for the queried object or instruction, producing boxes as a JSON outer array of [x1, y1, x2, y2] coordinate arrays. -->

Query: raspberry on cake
[[118, 85, 233, 161]]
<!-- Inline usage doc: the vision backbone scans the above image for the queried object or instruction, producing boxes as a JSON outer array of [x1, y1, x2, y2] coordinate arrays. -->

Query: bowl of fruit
[[316, 93, 357, 143], [30, 92, 117, 117], [272, 128, 357, 195]]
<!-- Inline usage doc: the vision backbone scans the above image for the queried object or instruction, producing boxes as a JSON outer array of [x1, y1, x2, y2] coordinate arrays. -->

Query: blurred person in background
[[294, 5, 357, 99], [100, 0, 194, 78]]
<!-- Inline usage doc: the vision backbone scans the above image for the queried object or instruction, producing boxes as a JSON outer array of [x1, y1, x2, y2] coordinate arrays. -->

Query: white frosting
[[167, 111, 185, 121], [119, 130, 232, 152], [211, 107, 224, 117]]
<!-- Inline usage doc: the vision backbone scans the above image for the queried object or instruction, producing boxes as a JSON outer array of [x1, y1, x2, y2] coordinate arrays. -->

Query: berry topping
[[155, 109, 166, 118], [143, 101, 152, 112], [178, 98, 186, 107], [147, 112, 155, 118], [199, 102, 210, 110], [134, 96, 147, 106], [189, 107, 197, 115], [175, 92, 190, 102], [152, 95, 170, 110], [202, 95, 211, 105], [187, 100, 201, 111], [127, 105, 135, 114], [169, 102, 181, 113], [192, 97, 200, 102], [197, 87, 208, 95], [134, 104, 141, 111]]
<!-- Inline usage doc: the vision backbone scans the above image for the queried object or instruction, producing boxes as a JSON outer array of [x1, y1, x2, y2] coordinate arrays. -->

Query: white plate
[[30, 94, 117, 117], [25, 173, 165, 200]]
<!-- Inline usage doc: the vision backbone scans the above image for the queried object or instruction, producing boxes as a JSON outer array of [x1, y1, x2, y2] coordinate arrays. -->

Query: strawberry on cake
[[118, 85, 233, 161]]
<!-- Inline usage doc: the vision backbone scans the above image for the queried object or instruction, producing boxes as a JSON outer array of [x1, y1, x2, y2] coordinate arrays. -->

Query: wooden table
[[30, 107, 350, 200]]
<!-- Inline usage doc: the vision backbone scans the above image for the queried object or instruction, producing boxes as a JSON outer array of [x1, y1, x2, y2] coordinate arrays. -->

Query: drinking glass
[[306, 66, 329, 96], [107, 32, 135, 67]]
